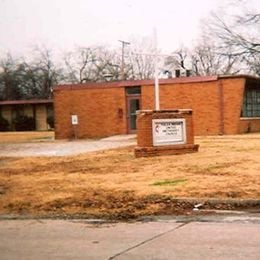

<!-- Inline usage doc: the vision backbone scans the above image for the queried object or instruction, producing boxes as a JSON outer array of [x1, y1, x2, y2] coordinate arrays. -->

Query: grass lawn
[[0, 131, 54, 143], [0, 133, 259, 219]]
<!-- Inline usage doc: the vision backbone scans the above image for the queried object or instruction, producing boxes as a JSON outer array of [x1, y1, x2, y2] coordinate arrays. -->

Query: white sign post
[[152, 118, 186, 146], [71, 115, 78, 139]]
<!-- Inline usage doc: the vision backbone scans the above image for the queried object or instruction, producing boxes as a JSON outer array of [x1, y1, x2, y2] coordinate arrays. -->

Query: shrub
[[14, 115, 35, 131], [0, 116, 9, 131]]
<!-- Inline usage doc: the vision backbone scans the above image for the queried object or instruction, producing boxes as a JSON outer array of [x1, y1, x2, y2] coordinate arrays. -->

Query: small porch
[[0, 99, 53, 131]]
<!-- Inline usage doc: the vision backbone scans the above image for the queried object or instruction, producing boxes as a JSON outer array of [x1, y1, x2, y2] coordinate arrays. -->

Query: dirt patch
[[0, 133, 259, 219], [3, 190, 194, 220]]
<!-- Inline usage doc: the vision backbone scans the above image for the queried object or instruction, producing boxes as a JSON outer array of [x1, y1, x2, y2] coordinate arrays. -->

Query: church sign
[[152, 118, 187, 146]]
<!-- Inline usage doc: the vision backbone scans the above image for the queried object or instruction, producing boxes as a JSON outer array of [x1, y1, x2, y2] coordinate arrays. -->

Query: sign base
[[135, 144, 199, 158]]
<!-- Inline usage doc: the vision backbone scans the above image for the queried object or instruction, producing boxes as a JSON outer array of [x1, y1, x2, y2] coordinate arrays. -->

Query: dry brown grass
[[0, 131, 54, 143], [0, 133, 259, 218]]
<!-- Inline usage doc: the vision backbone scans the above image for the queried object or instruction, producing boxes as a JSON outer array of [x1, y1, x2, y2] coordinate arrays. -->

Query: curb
[[0, 198, 259, 221], [166, 198, 260, 209]]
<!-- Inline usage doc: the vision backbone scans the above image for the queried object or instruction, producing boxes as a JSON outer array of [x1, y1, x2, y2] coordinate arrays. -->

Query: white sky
[[0, 0, 259, 57]]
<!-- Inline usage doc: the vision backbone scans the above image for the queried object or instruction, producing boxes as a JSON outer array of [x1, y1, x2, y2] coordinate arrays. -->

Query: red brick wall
[[54, 87, 127, 139], [221, 78, 245, 134], [54, 77, 248, 139], [141, 78, 246, 135], [239, 119, 260, 133]]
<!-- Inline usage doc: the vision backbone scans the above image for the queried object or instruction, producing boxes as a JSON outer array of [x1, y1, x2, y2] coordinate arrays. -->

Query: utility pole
[[119, 40, 130, 80]]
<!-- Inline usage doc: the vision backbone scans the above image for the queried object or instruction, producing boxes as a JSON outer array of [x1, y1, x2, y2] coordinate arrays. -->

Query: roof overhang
[[53, 74, 260, 91], [0, 99, 53, 106], [54, 76, 219, 91]]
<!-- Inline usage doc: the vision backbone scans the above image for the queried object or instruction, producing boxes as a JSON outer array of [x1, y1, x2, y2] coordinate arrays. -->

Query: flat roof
[[54, 74, 260, 91], [0, 99, 53, 106], [218, 74, 260, 81], [54, 76, 218, 91]]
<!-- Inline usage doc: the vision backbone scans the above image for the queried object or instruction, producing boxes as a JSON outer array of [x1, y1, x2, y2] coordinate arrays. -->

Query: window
[[12, 105, 24, 120], [126, 86, 141, 95], [242, 87, 260, 117], [47, 104, 54, 118]]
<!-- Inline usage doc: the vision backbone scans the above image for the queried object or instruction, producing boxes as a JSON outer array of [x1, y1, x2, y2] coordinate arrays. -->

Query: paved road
[[0, 135, 136, 157], [1, 213, 260, 259]]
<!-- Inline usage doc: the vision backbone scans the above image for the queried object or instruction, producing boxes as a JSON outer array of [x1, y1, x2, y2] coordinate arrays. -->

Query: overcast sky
[[0, 0, 259, 57]]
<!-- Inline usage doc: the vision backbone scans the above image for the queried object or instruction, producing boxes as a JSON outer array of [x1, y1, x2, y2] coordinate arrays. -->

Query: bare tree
[[63, 47, 96, 83], [0, 48, 62, 100], [127, 35, 158, 80], [190, 38, 241, 76], [128, 52, 155, 80], [30, 47, 62, 98], [63, 46, 122, 83], [204, 1, 260, 75], [91, 47, 121, 82], [0, 54, 24, 100]]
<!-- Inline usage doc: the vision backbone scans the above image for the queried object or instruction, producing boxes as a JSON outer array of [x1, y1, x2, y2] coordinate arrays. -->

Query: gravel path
[[0, 135, 136, 157]]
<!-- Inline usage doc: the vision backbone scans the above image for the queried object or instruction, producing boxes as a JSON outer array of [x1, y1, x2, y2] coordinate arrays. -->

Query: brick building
[[0, 99, 53, 131], [54, 75, 260, 139]]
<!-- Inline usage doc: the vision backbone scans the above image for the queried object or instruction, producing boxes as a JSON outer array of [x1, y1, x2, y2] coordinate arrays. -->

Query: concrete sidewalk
[[0, 134, 136, 157], [1, 214, 260, 259]]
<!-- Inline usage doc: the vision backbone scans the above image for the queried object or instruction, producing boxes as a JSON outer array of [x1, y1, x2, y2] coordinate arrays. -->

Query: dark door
[[127, 96, 140, 133]]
